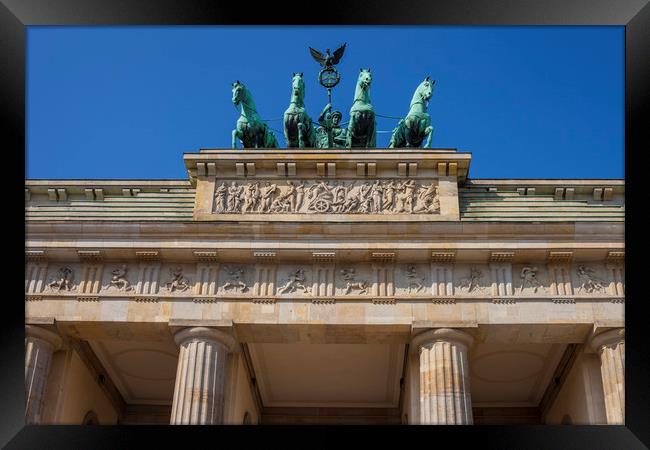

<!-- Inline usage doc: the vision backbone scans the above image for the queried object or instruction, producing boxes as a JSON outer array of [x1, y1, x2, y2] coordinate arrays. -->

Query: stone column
[[590, 328, 625, 424], [170, 327, 237, 425], [25, 325, 62, 424], [411, 328, 474, 424]]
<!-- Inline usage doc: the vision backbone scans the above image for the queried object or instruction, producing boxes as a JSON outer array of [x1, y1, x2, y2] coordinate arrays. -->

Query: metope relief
[[515, 265, 548, 295], [46, 266, 76, 292], [394, 264, 429, 296], [213, 179, 440, 215], [163, 266, 192, 293], [219, 266, 249, 295], [277, 268, 311, 296], [338, 268, 370, 295], [576, 265, 607, 294], [104, 265, 133, 292], [405, 265, 425, 293], [455, 266, 489, 296]]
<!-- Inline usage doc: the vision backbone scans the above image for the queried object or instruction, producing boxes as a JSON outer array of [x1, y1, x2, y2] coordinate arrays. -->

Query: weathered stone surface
[[25, 325, 62, 424], [589, 328, 625, 424], [170, 327, 236, 424], [411, 328, 474, 424]]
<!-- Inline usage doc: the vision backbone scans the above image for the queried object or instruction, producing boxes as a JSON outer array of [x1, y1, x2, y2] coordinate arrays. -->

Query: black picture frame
[[3, 0, 648, 448]]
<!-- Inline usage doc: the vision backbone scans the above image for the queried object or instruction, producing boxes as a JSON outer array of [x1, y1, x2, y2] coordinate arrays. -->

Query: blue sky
[[26, 26, 623, 180]]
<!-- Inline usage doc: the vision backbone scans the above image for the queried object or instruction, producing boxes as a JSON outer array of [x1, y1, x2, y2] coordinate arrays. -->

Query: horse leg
[[424, 126, 433, 148], [404, 122, 414, 148], [346, 119, 354, 148], [368, 118, 376, 148], [297, 123, 305, 149], [232, 129, 239, 149]]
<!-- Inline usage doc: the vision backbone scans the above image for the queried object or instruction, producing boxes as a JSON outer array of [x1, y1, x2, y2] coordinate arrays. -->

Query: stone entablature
[[25, 258, 624, 303], [25, 150, 624, 223]]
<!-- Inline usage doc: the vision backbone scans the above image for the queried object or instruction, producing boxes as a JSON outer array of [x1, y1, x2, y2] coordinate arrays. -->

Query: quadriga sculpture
[[231, 81, 278, 148], [389, 77, 435, 148], [347, 68, 376, 148], [283, 73, 317, 148]]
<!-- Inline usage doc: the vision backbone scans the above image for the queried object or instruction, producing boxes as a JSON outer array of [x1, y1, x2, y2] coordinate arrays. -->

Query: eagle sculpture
[[309, 43, 347, 68]]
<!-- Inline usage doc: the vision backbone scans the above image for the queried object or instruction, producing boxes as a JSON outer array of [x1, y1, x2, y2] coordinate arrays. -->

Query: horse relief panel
[[218, 265, 250, 296], [574, 263, 609, 295], [394, 264, 430, 296], [160, 265, 193, 294], [513, 264, 549, 296], [277, 267, 312, 297], [454, 265, 490, 296], [336, 266, 372, 296], [45, 265, 78, 292], [213, 179, 440, 215]]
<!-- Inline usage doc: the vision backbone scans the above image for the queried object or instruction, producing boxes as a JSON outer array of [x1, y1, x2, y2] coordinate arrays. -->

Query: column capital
[[173, 326, 237, 352], [25, 325, 62, 351], [589, 328, 625, 353], [410, 327, 474, 352]]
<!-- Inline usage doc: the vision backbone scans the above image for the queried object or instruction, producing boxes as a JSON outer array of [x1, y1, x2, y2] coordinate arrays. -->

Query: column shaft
[[170, 327, 235, 425], [25, 325, 62, 424], [412, 328, 473, 424], [591, 329, 625, 424]]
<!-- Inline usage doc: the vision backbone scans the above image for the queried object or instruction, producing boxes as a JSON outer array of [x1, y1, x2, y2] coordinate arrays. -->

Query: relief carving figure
[[271, 180, 300, 213], [242, 182, 260, 213], [221, 266, 248, 293], [370, 181, 384, 213], [213, 179, 440, 215], [214, 182, 228, 213], [382, 181, 397, 211], [576, 265, 606, 293], [520, 267, 543, 293], [259, 182, 278, 213], [395, 180, 416, 213], [342, 188, 361, 213], [341, 268, 368, 295], [406, 265, 424, 293], [47, 267, 75, 292], [295, 181, 305, 211], [330, 183, 349, 213], [165, 267, 191, 293], [278, 268, 310, 294], [458, 267, 484, 294], [227, 182, 244, 212], [358, 182, 373, 213], [108, 265, 132, 291], [307, 181, 335, 213], [414, 182, 440, 213]]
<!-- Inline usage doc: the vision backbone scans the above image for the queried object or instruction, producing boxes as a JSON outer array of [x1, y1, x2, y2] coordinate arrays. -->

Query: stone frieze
[[213, 179, 440, 215], [25, 261, 623, 301]]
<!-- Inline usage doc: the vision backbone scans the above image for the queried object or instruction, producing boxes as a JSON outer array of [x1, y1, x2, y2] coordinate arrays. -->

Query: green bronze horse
[[283, 73, 317, 148], [231, 81, 278, 149], [389, 77, 435, 148], [346, 68, 376, 148]]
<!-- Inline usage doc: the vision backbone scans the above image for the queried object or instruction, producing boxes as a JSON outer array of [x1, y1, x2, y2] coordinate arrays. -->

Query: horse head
[[232, 80, 245, 106], [357, 68, 372, 91], [418, 76, 435, 102], [291, 72, 305, 100]]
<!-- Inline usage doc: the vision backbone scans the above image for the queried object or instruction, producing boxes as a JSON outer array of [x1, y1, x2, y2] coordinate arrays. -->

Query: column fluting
[[170, 327, 236, 425], [25, 325, 62, 424], [411, 328, 474, 424], [590, 328, 625, 424]]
